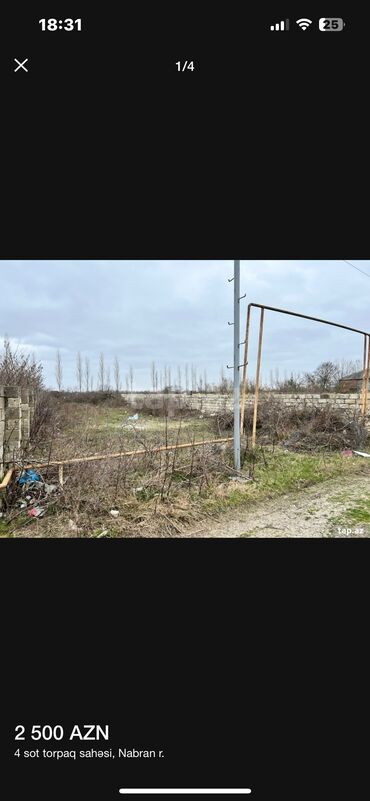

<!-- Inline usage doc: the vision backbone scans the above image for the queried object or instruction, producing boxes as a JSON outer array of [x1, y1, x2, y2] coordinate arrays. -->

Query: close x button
[[14, 58, 29, 73]]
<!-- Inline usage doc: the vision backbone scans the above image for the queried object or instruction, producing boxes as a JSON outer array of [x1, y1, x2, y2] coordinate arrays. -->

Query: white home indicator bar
[[120, 787, 252, 795]]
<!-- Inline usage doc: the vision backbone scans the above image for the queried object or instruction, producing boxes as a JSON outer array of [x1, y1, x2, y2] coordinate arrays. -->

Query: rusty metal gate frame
[[240, 303, 370, 447]]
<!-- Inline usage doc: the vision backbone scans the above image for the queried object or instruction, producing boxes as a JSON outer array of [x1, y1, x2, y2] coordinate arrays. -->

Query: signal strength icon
[[296, 18, 312, 30], [270, 19, 289, 31]]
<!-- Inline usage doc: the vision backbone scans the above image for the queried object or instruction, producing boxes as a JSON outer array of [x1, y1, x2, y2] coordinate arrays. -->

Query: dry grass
[[2, 400, 235, 537], [5, 442, 235, 537], [2, 397, 369, 538], [214, 400, 368, 452]]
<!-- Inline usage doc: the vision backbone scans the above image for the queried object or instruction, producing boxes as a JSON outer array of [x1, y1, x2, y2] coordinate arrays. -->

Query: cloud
[[0, 260, 369, 389]]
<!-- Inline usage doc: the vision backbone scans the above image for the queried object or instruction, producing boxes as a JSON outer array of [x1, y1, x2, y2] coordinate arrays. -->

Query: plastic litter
[[341, 449, 353, 457], [109, 509, 119, 518], [128, 413, 139, 421], [68, 519, 82, 533], [18, 469, 41, 485], [353, 450, 370, 458], [27, 506, 45, 518], [43, 483, 58, 495]]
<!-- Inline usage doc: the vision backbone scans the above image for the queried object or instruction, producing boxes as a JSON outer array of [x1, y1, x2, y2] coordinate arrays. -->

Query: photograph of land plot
[[1, 259, 370, 538]]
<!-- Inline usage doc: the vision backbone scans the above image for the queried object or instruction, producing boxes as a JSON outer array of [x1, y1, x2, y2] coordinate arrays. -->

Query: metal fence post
[[233, 260, 241, 471], [252, 308, 264, 448]]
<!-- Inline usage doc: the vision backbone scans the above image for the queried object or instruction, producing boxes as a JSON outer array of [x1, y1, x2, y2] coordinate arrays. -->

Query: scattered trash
[[341, 449, 353, 457], [128, 413, 139, 421], [353, 450, 370, 458], [18, 469, 41, 485], [68, 519, 82, 533], [109, 509, 119, 518], [43, 483, 58, 495], [229, 476, 253, 482], [27, 506, 45, 518], [97, 529, 108, 538], [133, 486, 144, 493], [13, 472, 61, 525]]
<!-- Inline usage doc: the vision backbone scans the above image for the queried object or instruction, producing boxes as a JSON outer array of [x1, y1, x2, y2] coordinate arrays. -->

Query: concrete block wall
[[121, 391, 370, 430], [0, 386, 36, 479]]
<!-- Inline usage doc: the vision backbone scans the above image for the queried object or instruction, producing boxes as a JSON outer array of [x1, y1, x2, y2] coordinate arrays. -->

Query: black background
[[2, 542, 368, 799], [1, 4, 369, 800], [2, 3, 367, 258]]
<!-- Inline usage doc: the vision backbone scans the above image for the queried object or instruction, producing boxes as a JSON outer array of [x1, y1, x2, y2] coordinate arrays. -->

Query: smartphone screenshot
[[1, 6, 368, 801]]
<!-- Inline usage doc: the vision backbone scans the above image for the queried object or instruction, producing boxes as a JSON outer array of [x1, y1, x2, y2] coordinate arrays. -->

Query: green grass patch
[[0, 519, 10, 537], [331, 492, 370, 527], [201, 452, 370, 517]]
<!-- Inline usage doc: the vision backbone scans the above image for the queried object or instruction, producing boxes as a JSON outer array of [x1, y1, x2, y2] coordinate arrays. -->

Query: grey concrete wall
[[121, 391, 370, 428], [0, 386, 35, 479]]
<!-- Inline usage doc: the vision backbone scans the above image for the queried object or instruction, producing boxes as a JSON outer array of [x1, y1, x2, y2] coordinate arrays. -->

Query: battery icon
[[319, 18, 344, 31]]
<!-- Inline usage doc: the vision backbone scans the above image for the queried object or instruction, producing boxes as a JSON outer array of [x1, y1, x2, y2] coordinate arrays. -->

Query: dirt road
[[191, 472, 370, 537]]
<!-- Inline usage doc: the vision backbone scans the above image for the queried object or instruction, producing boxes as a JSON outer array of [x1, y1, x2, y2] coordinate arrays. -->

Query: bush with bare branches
[[0, 337, 43, 390]]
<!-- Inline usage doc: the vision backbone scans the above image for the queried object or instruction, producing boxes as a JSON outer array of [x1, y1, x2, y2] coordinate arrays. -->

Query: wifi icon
[[296, 18, 312, 30]]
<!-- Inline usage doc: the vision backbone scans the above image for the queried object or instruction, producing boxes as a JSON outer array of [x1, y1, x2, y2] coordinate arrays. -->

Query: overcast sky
[[0, 260, 369, 390]]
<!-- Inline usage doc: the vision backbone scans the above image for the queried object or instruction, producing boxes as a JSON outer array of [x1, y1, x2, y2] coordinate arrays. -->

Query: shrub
[[0, 337, 43, 390]]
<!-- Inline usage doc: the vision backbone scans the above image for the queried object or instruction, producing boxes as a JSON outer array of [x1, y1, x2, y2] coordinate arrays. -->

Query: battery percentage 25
[[319, 18, 344, 31]]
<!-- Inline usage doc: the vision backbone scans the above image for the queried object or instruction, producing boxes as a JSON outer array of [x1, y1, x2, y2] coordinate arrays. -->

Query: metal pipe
[[21, 438, 234, 470], [233, 260, 241, 471], [247, 303, 370, 338], [361, 336, 368, 414], [363, 334, 367, 374], [0, 468, 13, 490], [240, 303, 251, 435], [364, 337, 370, 415], [252, 308, 264, 448]]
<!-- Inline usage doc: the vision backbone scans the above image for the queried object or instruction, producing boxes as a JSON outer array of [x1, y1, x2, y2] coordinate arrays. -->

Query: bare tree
[[305, 361, 339, 391], [114, 356, 121, 393], [76, 351, 83, 392], [129, 365, 134, 392], [0, 337, 43, 390], [191, 364, 197, 391], [219, 365, 230, 394], [55, 349, 63, 391], [155, 369, 159, 391], [177, 365, 182, 391], [168, 367, 172, 389], [203, 369, 207, 392], [151, 361, 156, 392], [125, 373, 130, 392], [98, 352, 105, 392], [84, 357, 90, 392], [90, 375, 94, 391], [185, 364, 189, 392], [105, 366, 111, 391], [337, 358, 362, 380]]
